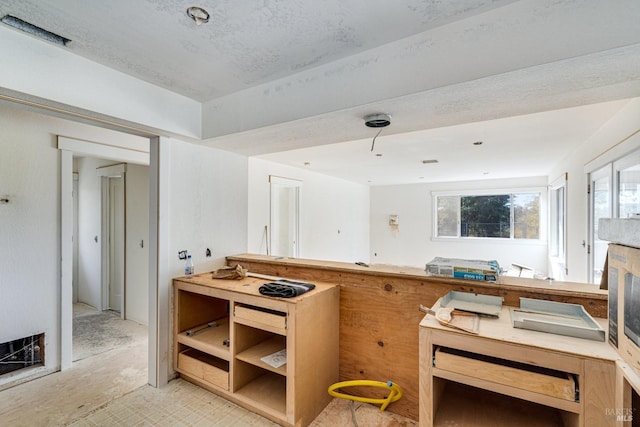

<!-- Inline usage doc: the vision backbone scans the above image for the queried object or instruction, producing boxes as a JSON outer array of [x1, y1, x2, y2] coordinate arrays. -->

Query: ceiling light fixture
[[364, 113, 391, 152], [1, 15, 70, 46], [186, 6, 210, 26]]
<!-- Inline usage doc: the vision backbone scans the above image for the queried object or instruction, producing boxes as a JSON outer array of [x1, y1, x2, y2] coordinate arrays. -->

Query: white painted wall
[[167, 139, 249, 275], [0, 26, 201, 139], [0, 103, 149, 386], [125, 164, 149, 325], [247, 158, 369, 263], [0, 104, 60, 384], [548, 98, 640, 283], [157, 139, 248, 380], [370, 177, 548, 272]]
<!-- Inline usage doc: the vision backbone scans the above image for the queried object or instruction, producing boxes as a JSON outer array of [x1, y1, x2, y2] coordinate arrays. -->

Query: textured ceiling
[[2, 0, 640, 184], [0, 0, 514, 101]]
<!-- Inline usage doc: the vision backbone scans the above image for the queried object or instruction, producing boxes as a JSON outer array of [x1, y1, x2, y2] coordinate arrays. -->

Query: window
[[549, 173, 567, 279], [434, 190, 541, 240], [587, 147, 640, 283]]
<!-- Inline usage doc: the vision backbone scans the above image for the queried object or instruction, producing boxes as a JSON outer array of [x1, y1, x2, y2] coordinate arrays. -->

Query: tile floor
[[1, 304, 416, 427], [66, 378, 417, 427], [66, 378, 277, 427]]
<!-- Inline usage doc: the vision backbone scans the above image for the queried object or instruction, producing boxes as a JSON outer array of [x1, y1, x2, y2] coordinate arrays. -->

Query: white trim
[[149, 136, 169, 387], [584, 130, 640, 174], [548, 172, 568, 278], [432, 187, 545, 197], [96, 163, 127, 177], [269, 175, 302, 186], [58, 136, 149, 165], [60, 150, 73, 371], [432, 187, 547, 242]]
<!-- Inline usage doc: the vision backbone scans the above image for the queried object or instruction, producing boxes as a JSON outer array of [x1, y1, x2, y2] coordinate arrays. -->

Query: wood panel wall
[[226, 254, 608, 421]]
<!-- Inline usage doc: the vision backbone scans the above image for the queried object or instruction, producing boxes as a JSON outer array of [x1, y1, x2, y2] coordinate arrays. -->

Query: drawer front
[[179, 349, 229, 390], [434, 347, 576, 401], [235, 305, 287, 330]]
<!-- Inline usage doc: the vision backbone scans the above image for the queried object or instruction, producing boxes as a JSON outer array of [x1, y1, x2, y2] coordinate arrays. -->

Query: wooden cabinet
[[174, 274, 339, 427], [419, 299, 619, 427]]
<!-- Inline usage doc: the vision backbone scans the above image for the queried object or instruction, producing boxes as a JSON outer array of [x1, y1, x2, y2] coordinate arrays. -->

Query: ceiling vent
[[1, 15, 70, 46]]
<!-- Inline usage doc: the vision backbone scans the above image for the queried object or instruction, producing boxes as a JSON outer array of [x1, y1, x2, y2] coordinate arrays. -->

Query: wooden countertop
[[420, 298, 617, 361], [174, 272, 337, 303], [227, 253, 608, 301]]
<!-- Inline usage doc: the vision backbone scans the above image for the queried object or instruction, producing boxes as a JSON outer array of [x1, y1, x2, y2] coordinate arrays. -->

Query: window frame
[[432, 187, 546, 243], [549, 173, 568, 278]]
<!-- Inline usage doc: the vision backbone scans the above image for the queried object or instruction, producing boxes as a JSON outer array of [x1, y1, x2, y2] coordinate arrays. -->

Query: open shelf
[[234, 370, 287, 416], [434, 381, 572, 427], [235, 335, 287, 376], [177, 317, 230, 360]]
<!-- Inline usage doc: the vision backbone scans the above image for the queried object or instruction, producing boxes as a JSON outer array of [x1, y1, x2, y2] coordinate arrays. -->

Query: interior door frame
[[59, 137, 149, 373], [269, 175, 301, 258], [98, 163, 127, 316]]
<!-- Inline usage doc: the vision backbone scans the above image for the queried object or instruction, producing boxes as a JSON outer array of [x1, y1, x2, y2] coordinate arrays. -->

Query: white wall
[[157, 139, 248, 381], [0, 26, 200, 139], [167, 140, 249, 276], [0, 103, 149, 385], [549, 98, 640, 283], [370, 177, 548, 271], [248, 158, 370, 263]]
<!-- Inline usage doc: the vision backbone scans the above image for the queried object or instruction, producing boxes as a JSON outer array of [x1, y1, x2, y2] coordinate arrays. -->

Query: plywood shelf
[[234, 371, 287, 416], [235, 335, 287, 376], [177, 317, 230, 361]]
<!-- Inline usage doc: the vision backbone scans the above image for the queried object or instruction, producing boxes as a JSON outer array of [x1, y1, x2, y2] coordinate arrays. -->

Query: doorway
[[98, 164, 126, 314], [66, 146, 150, 372], [269, 176, 301, 258]]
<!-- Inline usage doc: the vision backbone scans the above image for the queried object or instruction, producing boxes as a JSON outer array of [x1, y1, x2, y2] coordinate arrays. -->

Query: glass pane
[[593, 174, 611, 284], [436, 196, 458, 237], [513, 193, 540, 239], [619, 164, 640, 218], [460, 195, 510, 238]]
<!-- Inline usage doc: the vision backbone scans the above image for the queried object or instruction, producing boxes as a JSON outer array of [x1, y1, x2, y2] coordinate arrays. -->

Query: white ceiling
[[2, 0, 640, 185]]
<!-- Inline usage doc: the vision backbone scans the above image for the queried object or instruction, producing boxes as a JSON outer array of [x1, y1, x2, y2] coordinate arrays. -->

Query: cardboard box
[[425, 257, 500, 282]]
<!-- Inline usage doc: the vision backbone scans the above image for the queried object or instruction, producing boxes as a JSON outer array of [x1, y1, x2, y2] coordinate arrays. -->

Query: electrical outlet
[[178, 250, 187, 260]]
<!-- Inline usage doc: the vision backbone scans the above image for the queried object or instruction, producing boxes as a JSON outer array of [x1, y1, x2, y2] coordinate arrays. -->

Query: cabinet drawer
[[179, 348, 229, 390], [434, 347, 577, 401], [235, 304, 286, 330]]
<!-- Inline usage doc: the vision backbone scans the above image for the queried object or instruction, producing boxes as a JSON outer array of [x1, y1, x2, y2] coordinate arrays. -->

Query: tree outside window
[[435, 192, 540, 240]]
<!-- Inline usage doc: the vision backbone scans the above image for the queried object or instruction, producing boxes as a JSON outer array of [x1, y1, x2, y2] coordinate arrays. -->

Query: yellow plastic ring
[[327, 380, 403, 411]]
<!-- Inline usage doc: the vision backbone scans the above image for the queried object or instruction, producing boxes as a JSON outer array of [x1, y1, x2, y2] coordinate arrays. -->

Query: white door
[[108, 176, 125, 312]]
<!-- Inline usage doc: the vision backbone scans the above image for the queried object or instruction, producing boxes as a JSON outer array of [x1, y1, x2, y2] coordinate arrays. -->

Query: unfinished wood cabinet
[[174, 274, 339, 427], [419, 299, 620, 427]]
